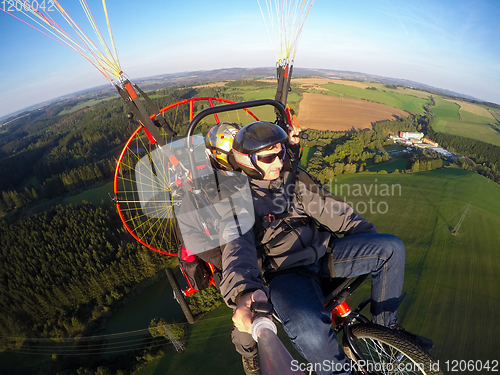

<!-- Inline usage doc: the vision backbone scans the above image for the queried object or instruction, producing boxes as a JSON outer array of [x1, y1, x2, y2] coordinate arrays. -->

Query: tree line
[[303, 114, 430, 182], [419, 104, 500, 183], [302, 105, 499, 185]]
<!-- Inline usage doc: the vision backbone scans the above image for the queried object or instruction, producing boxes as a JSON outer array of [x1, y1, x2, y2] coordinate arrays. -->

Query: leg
[[330, 233, 405, 326], [232, 328, 260, 375], [232, 327, 257, 358], [269, 272, 351, 375]]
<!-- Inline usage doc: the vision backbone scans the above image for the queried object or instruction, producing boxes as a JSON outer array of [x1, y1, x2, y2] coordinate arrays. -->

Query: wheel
[[343, 323, 443, 375], [165, 267, 195, 324]]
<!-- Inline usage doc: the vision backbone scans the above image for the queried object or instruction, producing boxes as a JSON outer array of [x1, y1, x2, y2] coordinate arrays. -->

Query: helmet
[[205, 122, 241, 170], [232, 121, 288, 179]]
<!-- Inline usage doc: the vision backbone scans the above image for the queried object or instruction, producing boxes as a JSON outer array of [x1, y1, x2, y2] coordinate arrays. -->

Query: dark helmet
[[232, 121, 288, 179], [205, 122, 241, 170]]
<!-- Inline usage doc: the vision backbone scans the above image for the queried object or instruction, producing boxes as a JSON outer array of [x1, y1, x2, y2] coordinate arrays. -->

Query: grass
[[331, 168, 500, 370], [134, 168, 500, 375], [135, 303, 307, 375], [489, 107, 500, 122], [435, 119, 500, 146], [62, 181, 114, 206], [232, 86, 302, 115], [431, 97, 500, 146], [318, 82, 428, 113], [135, 305, 239, 375], [430, 97, 460, 121], [299, 146, 317, 168], [366, 158, 409, 172], [57, 97, 115, 115]]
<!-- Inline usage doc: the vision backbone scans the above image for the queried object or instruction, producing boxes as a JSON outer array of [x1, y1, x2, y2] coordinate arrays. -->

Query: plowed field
[[297, 93, 409, 131]]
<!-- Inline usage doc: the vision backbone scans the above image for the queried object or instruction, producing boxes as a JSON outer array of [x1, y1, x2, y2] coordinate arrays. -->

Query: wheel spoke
[[345, 324, 442, 375]]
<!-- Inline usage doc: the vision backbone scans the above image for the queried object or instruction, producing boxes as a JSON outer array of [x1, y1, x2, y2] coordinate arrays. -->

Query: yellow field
[[294, 78, 370, 89], [297, 93, 408, 131], [193, 82, 228, 88]]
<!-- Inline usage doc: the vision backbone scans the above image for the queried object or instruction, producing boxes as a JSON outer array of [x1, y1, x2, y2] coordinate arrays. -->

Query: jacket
[[219, 164, 378, 308]]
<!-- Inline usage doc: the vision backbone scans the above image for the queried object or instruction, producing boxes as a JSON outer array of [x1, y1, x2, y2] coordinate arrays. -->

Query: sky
[[0, 0, 499, 118]]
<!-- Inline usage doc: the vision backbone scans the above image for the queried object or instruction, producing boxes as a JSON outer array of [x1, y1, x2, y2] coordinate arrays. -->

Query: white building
[[399, 132, 424, 140]]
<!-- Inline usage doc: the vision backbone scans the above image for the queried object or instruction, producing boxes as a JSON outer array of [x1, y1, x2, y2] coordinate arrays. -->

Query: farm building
[[399, 131, 424, 140], [414, 142, 432, 148], [422, 138, 438, 147], [429, 147, 453, 158]]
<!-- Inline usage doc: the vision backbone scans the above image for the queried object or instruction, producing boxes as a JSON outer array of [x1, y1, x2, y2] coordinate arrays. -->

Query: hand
[[232, 289, 268, 334], [288, 121, 301, 145]]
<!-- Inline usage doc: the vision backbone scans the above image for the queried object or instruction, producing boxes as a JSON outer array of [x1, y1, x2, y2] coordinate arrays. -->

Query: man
[[219, 120, 406, 375]]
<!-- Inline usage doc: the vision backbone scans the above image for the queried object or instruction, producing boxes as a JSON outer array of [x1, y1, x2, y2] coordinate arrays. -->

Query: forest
[[0, 85, 237, 374], [1, 82, 499, 375], [0, 85, 241, 215]]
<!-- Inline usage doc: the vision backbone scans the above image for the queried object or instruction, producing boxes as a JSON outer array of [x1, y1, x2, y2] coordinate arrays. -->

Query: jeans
[[268, 233, 405, 375]]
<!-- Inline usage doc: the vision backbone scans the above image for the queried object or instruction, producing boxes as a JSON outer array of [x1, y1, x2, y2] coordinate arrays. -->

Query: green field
[[135, 167, 500, 375], [365, 158, 409, 172], [231, 85, 302, 119], [331, 168, 500, 369], [316, 82, 428, 113], [295, 81, 500, 147], [62, 181, 114, 206], [489, 107, 500, 122], [135, 300, 307, 375], [57, 97, 116, 115], [431, 97, 500, 146]]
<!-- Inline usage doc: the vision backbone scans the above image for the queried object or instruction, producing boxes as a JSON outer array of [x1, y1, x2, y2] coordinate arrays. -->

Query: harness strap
[[258, 217, 312, 256]]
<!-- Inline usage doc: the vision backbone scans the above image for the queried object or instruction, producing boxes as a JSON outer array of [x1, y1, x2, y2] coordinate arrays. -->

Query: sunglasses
[[254, 146, 286, 164]]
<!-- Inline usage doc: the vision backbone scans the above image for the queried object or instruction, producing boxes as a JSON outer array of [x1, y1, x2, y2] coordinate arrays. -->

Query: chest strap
[[258, 216, 312, 255]]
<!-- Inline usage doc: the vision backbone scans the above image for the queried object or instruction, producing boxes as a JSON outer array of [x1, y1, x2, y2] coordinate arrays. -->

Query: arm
[[219, 216, 269, 333], [219, 217, 266, 308]]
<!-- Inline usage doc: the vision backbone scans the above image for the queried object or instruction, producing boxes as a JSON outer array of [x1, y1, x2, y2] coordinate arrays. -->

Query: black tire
[[343, 323, 443, 375], [165, 267, 195, 324]]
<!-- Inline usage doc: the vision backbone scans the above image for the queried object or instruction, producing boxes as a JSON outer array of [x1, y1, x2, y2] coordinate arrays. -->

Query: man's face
[[254, 143, 284, 181]]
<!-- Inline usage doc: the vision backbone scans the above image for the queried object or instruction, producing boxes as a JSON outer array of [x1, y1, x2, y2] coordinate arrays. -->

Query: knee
[[390, 234, 404, 254], [382, 234, 405, 264]]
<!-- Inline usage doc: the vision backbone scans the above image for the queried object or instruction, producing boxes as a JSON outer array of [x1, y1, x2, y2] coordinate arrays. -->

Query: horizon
[[0, 65, 488, 122], [1, 0, 499, 118]]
